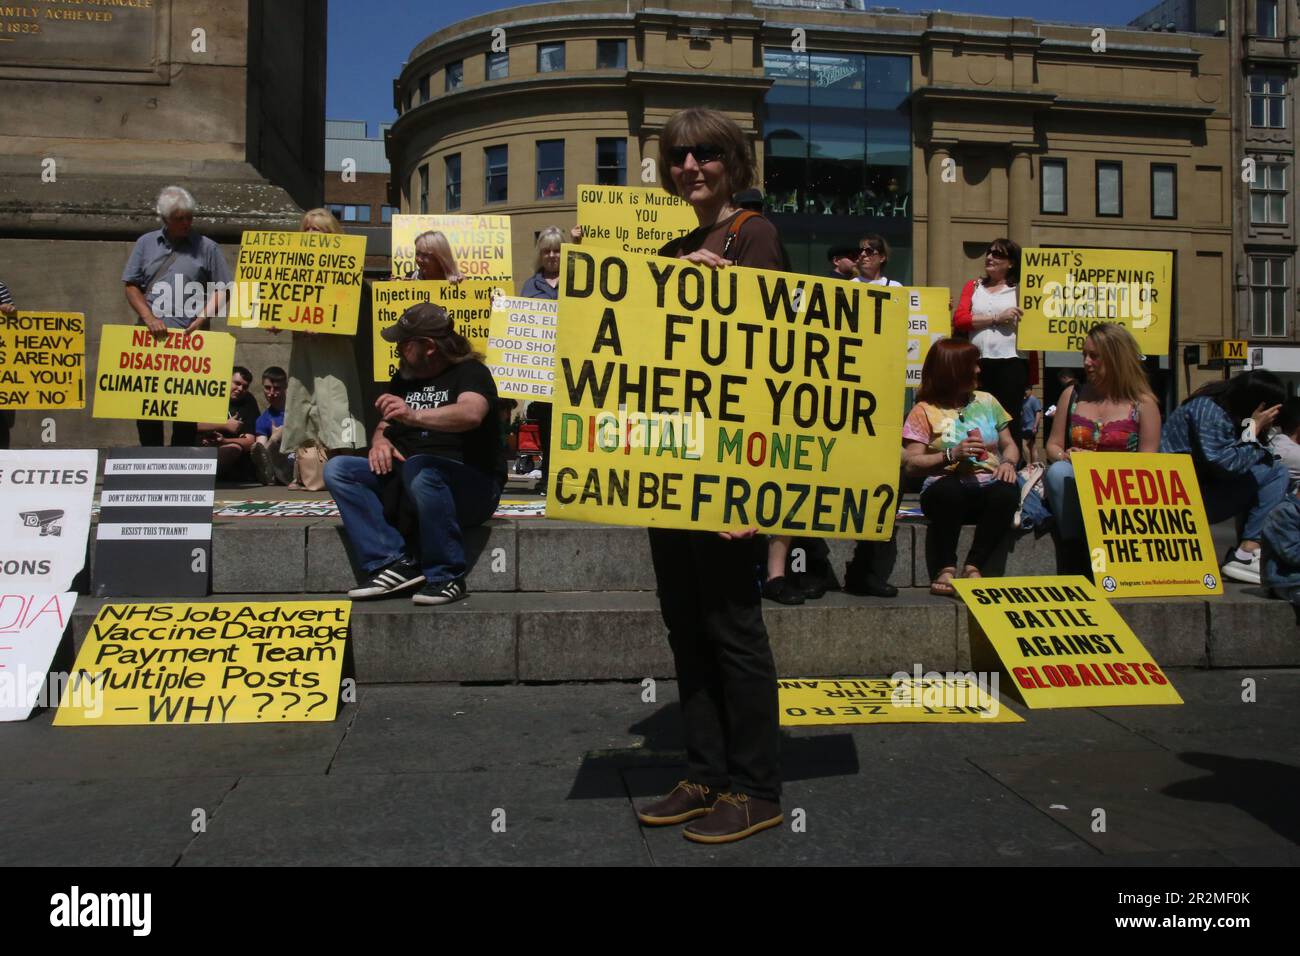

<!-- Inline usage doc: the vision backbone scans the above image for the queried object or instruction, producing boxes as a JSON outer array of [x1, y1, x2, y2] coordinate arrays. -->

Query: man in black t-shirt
[[197, 365, 259, 480], [323, 303, 504, 606]]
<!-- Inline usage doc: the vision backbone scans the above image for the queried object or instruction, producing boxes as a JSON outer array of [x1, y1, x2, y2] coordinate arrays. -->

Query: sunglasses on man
[[667, 144, 725, 166]]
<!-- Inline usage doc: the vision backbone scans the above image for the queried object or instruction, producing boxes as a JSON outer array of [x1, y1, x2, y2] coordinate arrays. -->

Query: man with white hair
[[122, 185, 233, 446]]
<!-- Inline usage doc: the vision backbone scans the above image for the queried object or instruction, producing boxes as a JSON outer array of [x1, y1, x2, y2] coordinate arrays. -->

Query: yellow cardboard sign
[[1017, 248, 1173, 355], [54, 601, 350, 726], [232, 231, 365, 334], [549, 246, 908, 538], [779, 676, 1022, 725], [576, 185, 696, 256], [953, 575, 1183, 708], [899, 287, 948, 388], [390, 214, 513, 282], [1073, 451, 1221, 598], [370, 279, 502, 381], [0, 311, 86, 410], [485, 295, 557, 401], [93, 325, 235, 422]]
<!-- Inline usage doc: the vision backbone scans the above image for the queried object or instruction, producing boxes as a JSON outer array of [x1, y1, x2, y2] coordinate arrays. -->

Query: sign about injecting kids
[[485, 295, 558, 401], [54, 601, 351, 726], [93, 325, 235, 423], [1017, 248, 1173, 355], [549, 247, 908, 538], [576, 185, 696, 256], [232, 231, 365, 334], [370, 280, 503, 381], [0, 311, 86, 410], [1073, 451, 1221, 598], [389, 214, 513, 282]]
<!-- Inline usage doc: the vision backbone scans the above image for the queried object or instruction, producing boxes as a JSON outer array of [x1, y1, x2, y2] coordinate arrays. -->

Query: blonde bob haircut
[[534, 226, 564, 272], [658, 107, 757, 200], [414, 230, 464, 282], [300, 208, 342, 234], [1084, 322, 1155, 404]]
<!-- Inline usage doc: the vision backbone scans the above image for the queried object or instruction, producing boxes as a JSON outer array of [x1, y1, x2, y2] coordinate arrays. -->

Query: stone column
[[1007, 148, 1033, 244], [927, 146, 953, 289]]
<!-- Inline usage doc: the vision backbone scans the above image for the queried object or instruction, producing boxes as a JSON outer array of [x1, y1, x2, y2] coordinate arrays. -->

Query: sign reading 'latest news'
[[953, 575, 1183, 709], [485, 295, 558, 401], [370, 279, 502, 381], [233, 230, 366, 334], [54, 601, 350, 726], [1073, 451, 1220, 598], [389, 214, 513, 282], [0, 449, 97, 593], [576, 185, 696, 256], [93, 325, 236, 423], [0, 311, 86, 410], [549, 246, 908, 539]]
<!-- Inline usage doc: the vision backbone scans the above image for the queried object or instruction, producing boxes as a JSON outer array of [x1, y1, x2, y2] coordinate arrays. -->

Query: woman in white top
[[854, 233, 902, 287], [952, 237, 1028, 447]]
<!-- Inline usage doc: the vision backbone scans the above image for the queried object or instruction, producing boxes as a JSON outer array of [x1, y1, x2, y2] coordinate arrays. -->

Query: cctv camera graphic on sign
[[19, 509, 64, 537]]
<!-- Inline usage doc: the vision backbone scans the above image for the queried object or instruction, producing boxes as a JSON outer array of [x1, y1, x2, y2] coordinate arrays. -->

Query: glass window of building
[[1151, 164, 1177, 219], [487, 50, 508, 80], [418, 164, 429, 215], [1250, 161, 1287, 224], [485, 145, 508, 203], [381, 205, 396, 224], [597, 39, 627, 69], [446, 60, 463, 92], [1258, 0, 1279, 37], [538, 42, 565, 73], [1096, 161, 1122, 217], [1251, 256, 1288, 336], [536, 140, 565, 200], [328, 204, 369, 223], [597, 138, 627, 185], [418, 74, 429, 104], [445, 154, 462, 211], [1041, 159, 1067, 214], [1249, 73, 1287, 128]]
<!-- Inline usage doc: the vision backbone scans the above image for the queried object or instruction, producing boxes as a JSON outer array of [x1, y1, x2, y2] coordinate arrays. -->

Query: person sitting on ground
[[1267, 397, 1300, 489], [198, 366, 260, 480], [323, 303, 505, 607], [903, 339, 1020, 596], [251, 366, 293, 486], [1261, 492, 1300, 615], [1160, 369, 1288, 585], [1044, 323, 1161, 572]]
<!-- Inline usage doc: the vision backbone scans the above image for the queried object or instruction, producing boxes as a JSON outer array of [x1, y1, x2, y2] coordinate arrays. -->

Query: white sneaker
[[1222, 549, 1262, 585]]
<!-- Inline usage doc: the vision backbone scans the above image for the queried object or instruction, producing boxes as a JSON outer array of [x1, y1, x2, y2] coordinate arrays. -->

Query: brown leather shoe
[[636, 780, 714, 826], [683, 792, 783, 844]]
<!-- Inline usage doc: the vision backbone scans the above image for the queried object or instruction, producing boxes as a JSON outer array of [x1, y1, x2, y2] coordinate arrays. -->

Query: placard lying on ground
[[900, 287, 948, 388], [370, 279, 501, 381], [0, 311, 86, 410], [485, 295, 558, 400], [54, 601, 350, 726], [549, 247, 908, 538], [1017, 248, 1173, 355], [93, 325, 236, 423], [92, 448, 217, 598], [1073, 451, 1220, 598], [576, 185, 696, 256], [390, 214, 513, 282], [779, 676, 1022, 725], [0, 449, 97, 592], [233, 231, 365, 334], [0, 592, 76, 721], [953, 575, 1183, 708]]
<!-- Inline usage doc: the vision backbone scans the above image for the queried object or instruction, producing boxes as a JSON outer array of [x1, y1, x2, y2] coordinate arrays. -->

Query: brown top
[[658, 210, 787, 272]]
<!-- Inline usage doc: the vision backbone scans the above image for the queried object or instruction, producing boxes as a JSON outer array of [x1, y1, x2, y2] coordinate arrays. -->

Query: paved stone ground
[[1, 669, 1297, 867]]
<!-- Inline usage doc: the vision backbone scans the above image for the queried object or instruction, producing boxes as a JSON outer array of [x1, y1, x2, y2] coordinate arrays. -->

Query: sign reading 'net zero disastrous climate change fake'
[[389, 214, 513, 282], [549, 247, 908, 538], [93, 325, 236, 423], [55, 601, 350, 727], [953, 576, 1182, 709], [1073, 451, 1221, 598], [576, 185, 697, 256], [233, 231, 366, 335], [779, 677, 1022, 726], [370, 280, 502, 381], [1017, 248, 1173, 355], [485, 295, 558, 401], [0, 312, 86, 410]]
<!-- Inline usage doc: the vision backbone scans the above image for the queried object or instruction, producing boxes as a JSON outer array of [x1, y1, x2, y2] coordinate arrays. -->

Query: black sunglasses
[[667, 144, 725, 166]]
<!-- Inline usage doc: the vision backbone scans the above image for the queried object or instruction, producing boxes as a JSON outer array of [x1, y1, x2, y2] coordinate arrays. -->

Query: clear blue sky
[[327, 0, 1164, 131]]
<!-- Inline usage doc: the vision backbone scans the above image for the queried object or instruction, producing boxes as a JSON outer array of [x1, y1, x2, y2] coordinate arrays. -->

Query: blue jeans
[[1201, 459, 1289, 543], [324, 454, 502, 586], [1044, 460, 1084, 542]]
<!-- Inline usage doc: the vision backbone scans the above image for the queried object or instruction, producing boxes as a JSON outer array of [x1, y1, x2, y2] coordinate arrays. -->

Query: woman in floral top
[[903, 339, 1021, 595]]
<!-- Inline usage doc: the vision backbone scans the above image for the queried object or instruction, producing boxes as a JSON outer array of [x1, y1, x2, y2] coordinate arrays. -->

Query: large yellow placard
[[779, 676, 1021, 725], [953, 575, 1183, 708], [485, 295, 557, 401], [0, 311, 86, 410], [1017, 248, 1173, 355], [54, 601, 350, 726], [232, 231, 365, 334], [370, 279, 502, 381], [576, 185, 696, 256], [898, 287, 948, 388], [93, 325, 235, 422], [549, 246, 907, 538], [390, 214, 513, 282], [1073, 451, 1221, 598]]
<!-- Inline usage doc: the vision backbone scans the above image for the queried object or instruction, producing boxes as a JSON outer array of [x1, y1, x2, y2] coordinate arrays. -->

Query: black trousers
[[792, 535, 879, 575], [920, 476, 1019, 577], [0, 410, 12, 449], [647, 528, 781, 801], [137, 420, 197, 447], [978, 357, 1028, 447]]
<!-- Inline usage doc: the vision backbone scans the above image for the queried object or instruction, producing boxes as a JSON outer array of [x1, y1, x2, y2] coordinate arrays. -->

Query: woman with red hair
[[903, 339, 1021, 595]]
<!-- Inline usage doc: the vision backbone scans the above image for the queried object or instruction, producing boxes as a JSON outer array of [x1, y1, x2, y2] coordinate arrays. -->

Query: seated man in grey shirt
[[1269, 397, 1300, 491], [122, 184, 232, 447]]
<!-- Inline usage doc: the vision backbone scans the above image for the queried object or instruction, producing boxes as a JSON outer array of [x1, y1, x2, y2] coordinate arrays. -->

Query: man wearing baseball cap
[[323, 302, 505, 606], [826, 245, 860, 280]]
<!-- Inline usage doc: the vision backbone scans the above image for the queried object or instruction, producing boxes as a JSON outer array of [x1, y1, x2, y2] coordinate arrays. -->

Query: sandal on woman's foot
[[930, 568, 957, 597], [961, 566, 983, 580]]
